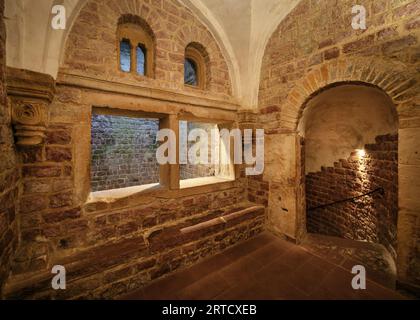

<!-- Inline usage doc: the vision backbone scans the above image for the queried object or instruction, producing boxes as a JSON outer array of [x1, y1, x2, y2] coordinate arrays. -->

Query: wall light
[[356, 149, 366, 158]]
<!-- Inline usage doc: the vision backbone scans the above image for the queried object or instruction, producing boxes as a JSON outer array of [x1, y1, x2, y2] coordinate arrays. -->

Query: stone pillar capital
[[6, 68, 55, 146]]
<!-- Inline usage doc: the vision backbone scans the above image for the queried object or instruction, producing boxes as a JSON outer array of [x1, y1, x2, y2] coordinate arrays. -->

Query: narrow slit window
[[184, 58, 198, 86], [136, 45, 146, 75], [120, 39, 132, 72]]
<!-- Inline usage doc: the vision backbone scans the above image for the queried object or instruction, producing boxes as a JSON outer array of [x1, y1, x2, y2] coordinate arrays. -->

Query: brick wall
[[3, 0, 264, 298], [258, 0, 419, 289], [62, 0, 232, 99], [91, 116, 219, 190], [247, 175, 269, 207], [9, 102, 261, 298], [0, 0, 19, 294], [91, 114, 160, 191], [259, 0, 419, 122], [7, 180, 263, 299], [306, 134, 398, 258], [180, 121, 216, 180]]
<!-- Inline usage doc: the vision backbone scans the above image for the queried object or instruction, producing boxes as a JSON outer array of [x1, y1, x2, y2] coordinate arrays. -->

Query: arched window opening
[[184, 58, 197, 86], [184, 43, 207, 89], [119, 39, 131, 72], [136, 44, 146, 76], [117, 15, 155, 77]]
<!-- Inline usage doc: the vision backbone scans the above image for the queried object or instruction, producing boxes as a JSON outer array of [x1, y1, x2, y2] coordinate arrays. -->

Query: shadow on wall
[[299, 84, 399, 260]]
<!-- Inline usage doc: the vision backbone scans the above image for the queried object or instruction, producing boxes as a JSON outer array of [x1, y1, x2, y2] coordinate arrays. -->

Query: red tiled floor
[[120, 232, 409, 300]]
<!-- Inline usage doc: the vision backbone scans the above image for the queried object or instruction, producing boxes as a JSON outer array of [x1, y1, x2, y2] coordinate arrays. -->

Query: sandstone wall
[[2, 0, 264, 299], [61, 0, 232, 99], [5, 81, 264, 299], [306, 134, 398, 259], [7, 155, 264, 300], [0, 0, 18, 295], [258, 0, 420, 289], [259, 0, 419, 117]]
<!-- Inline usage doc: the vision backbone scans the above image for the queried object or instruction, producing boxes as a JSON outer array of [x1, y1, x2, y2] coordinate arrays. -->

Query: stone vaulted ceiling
[[4, 0, 299, 108]]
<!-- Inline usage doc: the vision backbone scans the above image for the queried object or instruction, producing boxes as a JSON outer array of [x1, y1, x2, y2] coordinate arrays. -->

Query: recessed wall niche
[[91, 111, 160, 192], [179, 120, 235, 183], [299, 84, 398, 259]]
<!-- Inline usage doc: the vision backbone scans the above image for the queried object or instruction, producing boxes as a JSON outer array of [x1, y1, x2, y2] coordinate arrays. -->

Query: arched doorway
[[262, 57, 418, 292], [298, 83, 399, 287]]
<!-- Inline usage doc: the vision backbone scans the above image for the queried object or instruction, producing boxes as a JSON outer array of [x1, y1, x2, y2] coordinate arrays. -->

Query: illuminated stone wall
[[306, 134, 398, 258], [258, 0, 419, 291]]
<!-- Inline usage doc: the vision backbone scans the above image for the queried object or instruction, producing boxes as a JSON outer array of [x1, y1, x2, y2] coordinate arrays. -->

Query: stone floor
[[301, 233, 397, 289], [121, 232, 408, 300]]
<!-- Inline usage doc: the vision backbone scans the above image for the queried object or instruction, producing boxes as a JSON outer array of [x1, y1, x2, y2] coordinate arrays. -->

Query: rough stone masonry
[[0, 0, 419, 299]]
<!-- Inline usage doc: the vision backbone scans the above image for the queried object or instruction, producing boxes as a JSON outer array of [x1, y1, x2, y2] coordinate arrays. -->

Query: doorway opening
[[298, 83, 399, 287]]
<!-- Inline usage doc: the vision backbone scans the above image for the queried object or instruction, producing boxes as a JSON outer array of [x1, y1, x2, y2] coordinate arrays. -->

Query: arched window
[[184, 58, 198, 86], [184, 43, 207, 89], [117, 15, 154, 77], [136, 45, 146, 76], [120, 39, 132, 72]]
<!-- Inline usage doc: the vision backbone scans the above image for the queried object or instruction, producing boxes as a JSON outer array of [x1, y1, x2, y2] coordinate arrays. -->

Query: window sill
[[88, 183, 161, 203], [84, 178, 238, 213], [180, 176, 235, 189], [184, 83, 205, 91]]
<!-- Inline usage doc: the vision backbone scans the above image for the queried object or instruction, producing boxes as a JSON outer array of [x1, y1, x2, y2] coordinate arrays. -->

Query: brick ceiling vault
[[4, 0, 300, 109]]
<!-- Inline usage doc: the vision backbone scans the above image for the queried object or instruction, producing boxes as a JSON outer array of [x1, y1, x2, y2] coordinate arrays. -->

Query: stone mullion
[[159, 114, 179, 190]]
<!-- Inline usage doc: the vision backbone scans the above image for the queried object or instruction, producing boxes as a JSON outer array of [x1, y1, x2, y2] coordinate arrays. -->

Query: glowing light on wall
[[356, 149, 368, 187], [357, 149, 366, 158]]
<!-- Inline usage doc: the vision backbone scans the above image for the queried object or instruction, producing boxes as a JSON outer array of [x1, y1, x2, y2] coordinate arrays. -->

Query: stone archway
[[281, 57, 419, 290]]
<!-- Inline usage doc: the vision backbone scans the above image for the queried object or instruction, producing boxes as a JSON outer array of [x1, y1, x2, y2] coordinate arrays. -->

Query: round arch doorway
[[298, 83, 399, 288]]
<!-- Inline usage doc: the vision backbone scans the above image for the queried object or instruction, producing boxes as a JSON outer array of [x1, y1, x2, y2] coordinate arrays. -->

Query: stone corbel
[[6, 68, 55, 146]]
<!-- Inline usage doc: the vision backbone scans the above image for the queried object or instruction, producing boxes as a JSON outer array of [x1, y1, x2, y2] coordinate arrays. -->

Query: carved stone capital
[[237, 109, 258, 130], [6, 68, 55, 146]]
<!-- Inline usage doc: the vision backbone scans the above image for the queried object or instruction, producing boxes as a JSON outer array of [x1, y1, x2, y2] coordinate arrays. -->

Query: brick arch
[[184, 42, 212, 90], [61, 0, 232, 97], [286, 56, 420, 289], [174, 24, 231, 95], [117, 14, 156, 40], [281, 57, 419, 132]]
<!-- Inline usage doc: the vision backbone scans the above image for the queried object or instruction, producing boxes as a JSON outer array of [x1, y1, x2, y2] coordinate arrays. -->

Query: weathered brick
[[343, 35, 375, 53], [46, 130, 72, 145], [324, 47, 340, 60], [43, 208, 81, 223], [382, 35, 418, 55], [21, 147, 43, 163], [306, 134, 398, 258], [46, 147, 72, 162], [20, 196, 48, 214], [23, 166, 61, 178], [49, 192, 73, 209]]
